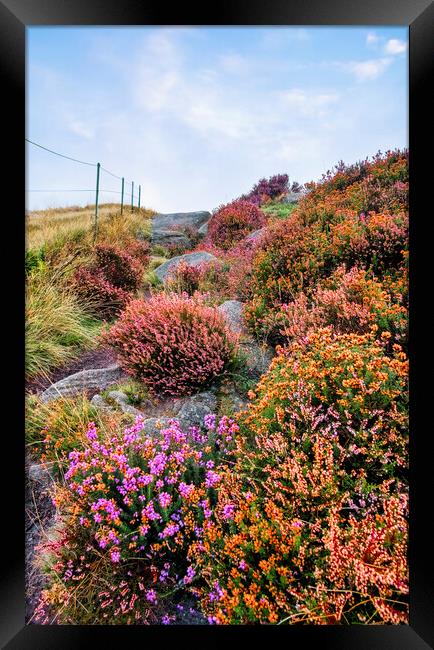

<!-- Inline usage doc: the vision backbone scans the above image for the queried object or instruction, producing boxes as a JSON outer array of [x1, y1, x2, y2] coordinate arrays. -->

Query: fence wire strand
[[26, 138, 138, 187], [26, 139, 142, 231], [25, 139, 96, 167]]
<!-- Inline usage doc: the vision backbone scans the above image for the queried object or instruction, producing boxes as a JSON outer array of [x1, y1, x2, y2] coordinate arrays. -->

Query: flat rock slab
[[90, 390, 217, 433], [218, 300, 247, 335], [152, 211, 211, 232], [154, 251, 218, 283], [39, 364, 124, 403]]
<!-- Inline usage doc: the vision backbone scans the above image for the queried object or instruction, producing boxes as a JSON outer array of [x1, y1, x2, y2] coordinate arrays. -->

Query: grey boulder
[[240, 340, 274, 378], [39, 365, 124, 403], [151, 229, 191, 247], [217, 300, 246, 335], [139, 417, 174, 435], [284, 189, 309, 204], [28, 462, 53, 485], [174, 391, 217, 430], [90, 394, 116, 413], [152, 211, 211, 232], [154, 251, 218, 283], [106, 390, 146, 417]]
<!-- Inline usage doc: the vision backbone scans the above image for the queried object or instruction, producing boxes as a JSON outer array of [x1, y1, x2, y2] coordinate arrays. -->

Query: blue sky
[[26, 26, 408, 212]]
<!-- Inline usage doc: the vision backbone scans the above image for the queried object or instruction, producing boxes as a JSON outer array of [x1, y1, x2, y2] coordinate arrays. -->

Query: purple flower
[[158, 492, 172, 508], [179, 482, 194, 498], [110, 549, 121, 563], [86, 422, 98, 441], [204, 414, 216, 430], [183, 566, 196, 585], [222, 504, 235, 520], [149, 452, 167, 475], [146, 589, 157, 604], [205, 470, 220, 489], [158, 522, 179, 539]]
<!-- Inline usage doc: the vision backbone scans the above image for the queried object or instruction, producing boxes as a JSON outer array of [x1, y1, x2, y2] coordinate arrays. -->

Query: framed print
[[1, 0, 433, 647]]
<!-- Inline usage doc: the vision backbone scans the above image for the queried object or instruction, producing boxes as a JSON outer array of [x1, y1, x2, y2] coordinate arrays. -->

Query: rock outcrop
[[152, 211, 211, 231], [217, 300, 247, 335], [150, 229, 191, 248], [39, 365, 124, 403]]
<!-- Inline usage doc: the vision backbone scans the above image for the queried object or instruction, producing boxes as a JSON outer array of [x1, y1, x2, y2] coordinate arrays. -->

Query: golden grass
[[25, 269, 101, 379], [26, 203, 154, 253], [25, 203, 154, 381], [25, 393, 129, 476]]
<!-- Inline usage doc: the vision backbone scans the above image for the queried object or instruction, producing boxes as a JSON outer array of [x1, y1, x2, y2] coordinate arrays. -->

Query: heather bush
[[244, 216, 333, 342], [105, 293, 237, 396], [166, 261, 202, 296], [329, 212, 408, 275], [245, 327, 408, 484], [192, 459, 408, 625], [72, 267, 130, 319], [304, 150, 408, 206], [207, 200, 266, 251], [193, 239, 260, 303], [126, 239, 151, 266], [245, 151, 408, 343], [297, 153, 408, 230], [189, 328, 408, 625], [239, 173, 289, 205], [94, 244, 143, 292], [263, 266, 408, 346], [35, 415, 239, 624], [71, 243, 145, 319]]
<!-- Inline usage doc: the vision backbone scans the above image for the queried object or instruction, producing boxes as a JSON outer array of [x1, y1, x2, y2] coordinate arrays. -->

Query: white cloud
[[384, 39, 407, 55], [27, 28, 407, 213], [366, 32, 380, 48], [343, 57, 393, 81], [219, 53, 250, 74], [279, 88, 339, 116], [68, 120, 94, 139]]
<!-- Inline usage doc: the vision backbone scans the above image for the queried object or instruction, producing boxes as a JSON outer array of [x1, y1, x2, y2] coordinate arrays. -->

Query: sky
[[26, 26, 408, 213]]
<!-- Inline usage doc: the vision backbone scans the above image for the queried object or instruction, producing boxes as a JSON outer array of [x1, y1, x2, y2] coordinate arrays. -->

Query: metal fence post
[[94, 162, 101, 243], [121, 177, 124, 215], [131, 181, 134, 212], [138, 184, 141, 209]]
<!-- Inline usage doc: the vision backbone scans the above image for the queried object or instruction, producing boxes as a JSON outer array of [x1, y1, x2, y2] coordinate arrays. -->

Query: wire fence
[[26, 138, 144, 243]]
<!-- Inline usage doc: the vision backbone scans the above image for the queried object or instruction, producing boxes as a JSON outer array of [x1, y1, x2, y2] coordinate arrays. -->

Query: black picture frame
[[2, 0, 433, 647]]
